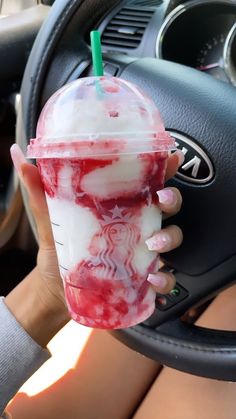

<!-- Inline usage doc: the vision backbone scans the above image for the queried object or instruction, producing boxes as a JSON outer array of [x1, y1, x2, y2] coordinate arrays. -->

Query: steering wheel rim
[[16, 0, 236, 381]]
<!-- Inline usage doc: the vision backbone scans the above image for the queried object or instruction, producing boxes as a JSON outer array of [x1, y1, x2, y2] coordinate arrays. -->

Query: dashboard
[[99, 0, 236, 85]]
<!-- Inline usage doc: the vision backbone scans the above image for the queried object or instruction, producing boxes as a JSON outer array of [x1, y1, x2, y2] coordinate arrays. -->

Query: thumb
[[10, 144, 54, 248]]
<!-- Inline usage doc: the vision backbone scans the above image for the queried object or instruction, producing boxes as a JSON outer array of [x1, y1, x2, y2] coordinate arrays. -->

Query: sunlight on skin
[[19, 321, 92, 396]]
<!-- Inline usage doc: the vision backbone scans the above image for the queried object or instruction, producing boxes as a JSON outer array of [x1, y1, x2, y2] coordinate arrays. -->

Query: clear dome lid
[[27, 77, 175, 158]]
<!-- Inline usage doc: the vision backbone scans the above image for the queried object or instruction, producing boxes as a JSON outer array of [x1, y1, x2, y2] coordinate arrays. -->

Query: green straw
[[90, 31, 104, 76]]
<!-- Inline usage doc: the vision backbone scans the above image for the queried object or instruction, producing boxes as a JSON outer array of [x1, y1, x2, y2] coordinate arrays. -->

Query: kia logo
[[169, 131, 215, 185]]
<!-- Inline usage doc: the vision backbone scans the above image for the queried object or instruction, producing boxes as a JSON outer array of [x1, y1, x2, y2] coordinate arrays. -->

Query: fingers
[[146, 225, 183, 294], [159, 150, 184, 218], [147, 150, 184, 294], [165, 150, 185, 181], [10, 144, 54, 248], [157, 187, 182, 217], [147, 271, 176, 294]]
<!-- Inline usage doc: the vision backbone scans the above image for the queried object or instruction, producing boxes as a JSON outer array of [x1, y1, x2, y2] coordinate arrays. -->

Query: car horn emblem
[[169, 131, 215, 185]]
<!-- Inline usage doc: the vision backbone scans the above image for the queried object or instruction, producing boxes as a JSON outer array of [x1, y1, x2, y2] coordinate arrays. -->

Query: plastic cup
[[27, 76, 175, 329]]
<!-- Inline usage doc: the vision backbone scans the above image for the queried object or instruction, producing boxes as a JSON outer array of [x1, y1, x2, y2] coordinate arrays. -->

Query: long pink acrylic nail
[[174, 150, 185, 167], [146, 233, 170, 251], [10, 144, 26, 178], [157, 189, 177, 206], [147, 273, 167, 289]]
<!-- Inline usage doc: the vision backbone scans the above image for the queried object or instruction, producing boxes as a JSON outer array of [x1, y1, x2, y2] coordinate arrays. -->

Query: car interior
[[2, 0, 236, 417]]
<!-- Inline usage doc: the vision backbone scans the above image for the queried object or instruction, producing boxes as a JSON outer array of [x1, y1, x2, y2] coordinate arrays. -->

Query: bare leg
[[9, 329, 161, 419], [134, 284, 236, 419]]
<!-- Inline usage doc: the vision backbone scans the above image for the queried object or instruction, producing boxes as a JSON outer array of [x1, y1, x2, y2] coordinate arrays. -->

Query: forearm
[[5, 267, 69, 347], [0, 268, 69, 414]]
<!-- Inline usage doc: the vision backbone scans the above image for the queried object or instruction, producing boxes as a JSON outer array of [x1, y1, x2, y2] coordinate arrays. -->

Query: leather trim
[[112, 321, 236, 381]]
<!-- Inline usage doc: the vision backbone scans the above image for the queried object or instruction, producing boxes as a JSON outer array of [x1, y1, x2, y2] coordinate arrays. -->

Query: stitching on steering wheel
[[130, 327, 236, 353]]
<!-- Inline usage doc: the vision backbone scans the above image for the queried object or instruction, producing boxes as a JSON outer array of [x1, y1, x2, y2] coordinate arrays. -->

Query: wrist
[[5, 268, 69, 347]]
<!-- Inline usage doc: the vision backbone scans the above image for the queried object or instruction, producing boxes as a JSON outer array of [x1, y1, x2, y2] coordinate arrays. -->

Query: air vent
[[130, 0, 162, 6], [101, 5, 156, 49]]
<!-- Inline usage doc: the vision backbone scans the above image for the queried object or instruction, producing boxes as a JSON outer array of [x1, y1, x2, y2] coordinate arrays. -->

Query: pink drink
[[27, 77, 175, 329]]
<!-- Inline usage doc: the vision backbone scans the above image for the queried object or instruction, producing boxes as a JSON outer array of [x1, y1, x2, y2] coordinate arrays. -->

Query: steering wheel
[[16, 0, 236, 381]]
